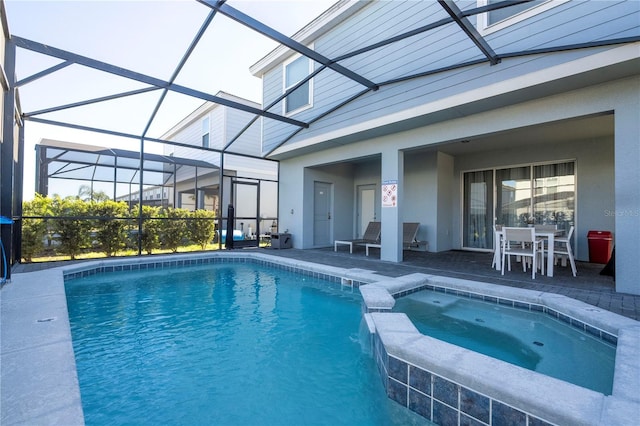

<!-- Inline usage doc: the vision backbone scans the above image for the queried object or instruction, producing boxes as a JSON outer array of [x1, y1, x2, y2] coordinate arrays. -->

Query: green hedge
[[21, 195, 219, 262]]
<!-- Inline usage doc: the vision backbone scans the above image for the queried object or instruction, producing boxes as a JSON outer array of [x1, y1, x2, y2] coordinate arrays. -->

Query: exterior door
[[313, 181, 332, 246], [231, 180, 259, 247], [462, 170, 494, 250], [357, 184, 376, 238]]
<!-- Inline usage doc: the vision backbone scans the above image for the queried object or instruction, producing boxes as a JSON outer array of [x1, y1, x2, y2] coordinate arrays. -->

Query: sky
[[4, 0, 336, 199]]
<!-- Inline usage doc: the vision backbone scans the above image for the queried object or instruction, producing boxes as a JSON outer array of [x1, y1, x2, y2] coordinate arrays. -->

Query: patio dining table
[[494, 228, 564, 277]]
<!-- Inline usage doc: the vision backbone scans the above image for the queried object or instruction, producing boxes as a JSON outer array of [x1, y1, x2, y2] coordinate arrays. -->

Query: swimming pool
[[392, 291, 615, 394], [65, 262, 430, 425], [3, 252, 638, 425]]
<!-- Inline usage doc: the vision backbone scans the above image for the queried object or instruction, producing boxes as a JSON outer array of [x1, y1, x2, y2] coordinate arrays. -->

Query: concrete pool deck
[[2, 249, 639, 425]]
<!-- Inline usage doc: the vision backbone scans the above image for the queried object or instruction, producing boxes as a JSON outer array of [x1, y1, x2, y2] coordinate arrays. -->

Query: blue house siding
[[224, 108, 261, 157], [316, 1, 449, 60], [259, 1, 638, 154], [485, 1, 639, 51], [279, 45, 610, 148]]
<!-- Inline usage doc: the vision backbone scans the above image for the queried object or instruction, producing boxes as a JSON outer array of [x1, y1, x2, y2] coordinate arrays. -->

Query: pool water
[[65, 264, 432, 426], [393, 292, 616, 394]]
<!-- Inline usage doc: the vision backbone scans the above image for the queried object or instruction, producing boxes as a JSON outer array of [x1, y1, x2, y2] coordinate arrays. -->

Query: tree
[[190, 209, 217, 250], [91, 200, 129, 257], [51, 196, 92, 259], [21, 194, 52, 262], [77, 184, 110, 202], [159, 208, 190, 253]]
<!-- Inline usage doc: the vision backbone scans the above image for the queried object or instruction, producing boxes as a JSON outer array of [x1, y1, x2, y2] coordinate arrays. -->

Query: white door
[[357, 185, 376, 238], [313, 181, 332, 246]]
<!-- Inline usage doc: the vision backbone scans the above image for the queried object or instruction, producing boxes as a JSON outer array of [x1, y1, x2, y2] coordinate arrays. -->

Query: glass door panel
[[463, 170, 493, 249], [534, 162, 575, 233], [496, 166, 531, 227]]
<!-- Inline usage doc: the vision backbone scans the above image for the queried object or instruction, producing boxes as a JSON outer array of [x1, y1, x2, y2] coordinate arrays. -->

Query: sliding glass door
[[533, 162, 575, 233], [496, 166, 531, 227], [462, 161, 575, 250], [462, 170, 493, 249]]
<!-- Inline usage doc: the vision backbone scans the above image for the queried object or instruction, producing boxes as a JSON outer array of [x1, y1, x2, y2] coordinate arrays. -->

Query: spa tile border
[[374, 332, 557, 426]]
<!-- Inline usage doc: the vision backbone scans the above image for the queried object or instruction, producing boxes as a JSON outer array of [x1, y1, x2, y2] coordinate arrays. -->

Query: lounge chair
[[365, 222, 427, 256], [402, 222, 427, 251], [334, 221, 381, 253]]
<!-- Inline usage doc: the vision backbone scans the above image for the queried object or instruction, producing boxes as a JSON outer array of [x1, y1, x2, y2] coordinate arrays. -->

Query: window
[[486, 0, 545, 26], [479, 0, 567, 34], [284, 54, 312, 114], [202, 117, 210, 148]]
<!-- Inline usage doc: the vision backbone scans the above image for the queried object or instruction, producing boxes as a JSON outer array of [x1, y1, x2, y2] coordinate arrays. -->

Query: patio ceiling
[[7, 0, 639, 159]]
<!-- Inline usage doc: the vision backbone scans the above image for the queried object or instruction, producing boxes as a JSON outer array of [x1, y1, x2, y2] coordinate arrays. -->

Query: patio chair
[[365, 222, 426, 256], [334, 221, 381, 253], [552, 226, 577, 277], [501, 227, 543, 279], [531, 224, 557, 270], [491, 224, 503, 268], [402, 222, 425, 250]]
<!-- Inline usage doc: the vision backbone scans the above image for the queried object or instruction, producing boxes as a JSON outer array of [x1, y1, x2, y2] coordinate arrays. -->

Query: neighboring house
[[115, 186, 171, 208], [160, 91, 279, 237], [251, 1, 640, 295]]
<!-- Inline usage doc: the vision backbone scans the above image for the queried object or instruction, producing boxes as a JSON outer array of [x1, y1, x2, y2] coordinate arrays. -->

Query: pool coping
[[360, 274, 640, 426], [1, 252, 638, 425]]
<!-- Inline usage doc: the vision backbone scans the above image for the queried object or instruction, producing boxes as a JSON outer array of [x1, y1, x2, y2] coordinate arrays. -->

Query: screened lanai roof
[[6, 0, 640, 160], [36, 139, 217, 188]]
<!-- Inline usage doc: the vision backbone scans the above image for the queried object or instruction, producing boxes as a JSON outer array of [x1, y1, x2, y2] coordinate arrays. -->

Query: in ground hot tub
[[359, 273, 640, 426]]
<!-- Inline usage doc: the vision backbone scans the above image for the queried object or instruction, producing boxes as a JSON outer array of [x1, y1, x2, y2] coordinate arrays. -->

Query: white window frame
[[478, 0, 569, 36], [282, 50, 314, 116]]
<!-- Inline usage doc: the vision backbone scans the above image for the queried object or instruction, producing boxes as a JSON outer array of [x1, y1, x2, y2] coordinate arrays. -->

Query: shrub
[[21, 194, 52, 262], [136, 204, 161, 255], [51, 196, 92, 259], [91, 200, 130, 257], [159, 208, 190, 252], [190, 209, 217, 250]]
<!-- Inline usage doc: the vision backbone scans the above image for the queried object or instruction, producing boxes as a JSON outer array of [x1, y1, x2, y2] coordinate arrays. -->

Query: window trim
[[478, 0, 569, 36], [202, 116, 210, 148], [282, 49, 314, 116]]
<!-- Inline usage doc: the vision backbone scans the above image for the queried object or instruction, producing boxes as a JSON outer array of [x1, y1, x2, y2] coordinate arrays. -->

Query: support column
[[614, 100, 640, 295], [380, 147, 403, 263]]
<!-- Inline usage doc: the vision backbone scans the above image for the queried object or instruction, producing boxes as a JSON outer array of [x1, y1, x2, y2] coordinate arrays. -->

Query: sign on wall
[[382, 180, 398, 208]]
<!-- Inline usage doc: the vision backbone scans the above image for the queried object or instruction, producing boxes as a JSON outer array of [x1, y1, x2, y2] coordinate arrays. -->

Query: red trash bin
[[587, 231, 613, 264]]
